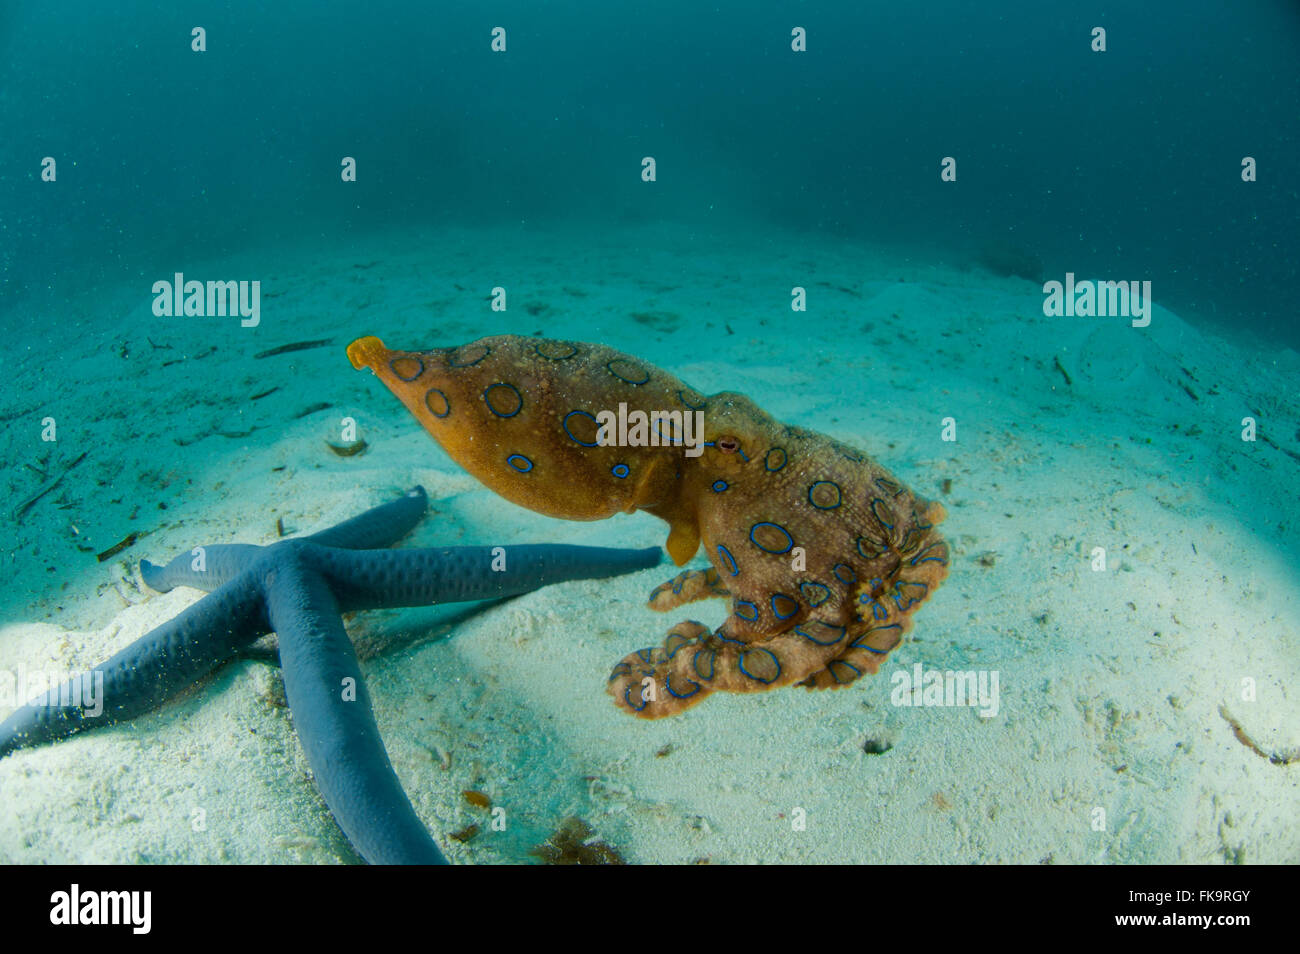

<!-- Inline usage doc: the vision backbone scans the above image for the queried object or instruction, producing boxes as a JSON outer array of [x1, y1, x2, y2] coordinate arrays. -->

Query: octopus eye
[[717, 436, 740, 454]]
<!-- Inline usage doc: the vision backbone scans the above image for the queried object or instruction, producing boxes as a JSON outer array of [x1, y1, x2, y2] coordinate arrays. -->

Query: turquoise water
[[1, 2, 1296, 865], [4, 2, 1298, 345]]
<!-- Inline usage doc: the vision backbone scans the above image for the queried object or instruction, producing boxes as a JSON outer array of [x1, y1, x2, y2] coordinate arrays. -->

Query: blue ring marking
[[653, 416, 684, 445], [389, 356, 424, 381], [912, 508, 936, 530], [911, 541, 949, 566], [735, 600, 759, 622], [608, 662, 631, 681], [875, 476, 904, 498], [891, 581, 929, 612], [424, 388, 451, 418], [506, 454, 533, 473], [808, 480, 842, 509], [665, 673, 701, 699], [693, 650, 716, 681], [870, 497, 896, 530], [607, 358, 650, 385], [799, 581, 831, 606], [535, 341, 577, 360], [828, 660, 862, 684], [764, 447, 787, 472], [739, 648, 781, 684], [450, 344, 490, 367], [856, 535, 887, 560], [859, 581, 889, 621], [562, 409, 600, 447], [622, 685, 648, 712], [714, 627, 746, 647], [665, 632, 697, 658], [749, 522, 794, 555], [833, 563, 857, 584], [634, 648, 655, 665], [794, 621, 846, 646], [717, 544, 739, 577], [711, 479, 728, 493], [678, 388, 707, 410], [771, 593, 799, 619], [611, 463, 630, 479], [850, 623, 903, 654], [898, 528, 922, 555], [483, 382, 523, 418]]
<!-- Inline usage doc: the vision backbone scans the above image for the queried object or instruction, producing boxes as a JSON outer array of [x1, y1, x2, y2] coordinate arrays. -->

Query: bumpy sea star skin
[[0, 486, 661, 864]]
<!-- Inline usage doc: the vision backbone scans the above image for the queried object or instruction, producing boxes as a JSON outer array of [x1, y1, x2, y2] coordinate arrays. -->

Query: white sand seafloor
[[1, 223, 1296, 864]]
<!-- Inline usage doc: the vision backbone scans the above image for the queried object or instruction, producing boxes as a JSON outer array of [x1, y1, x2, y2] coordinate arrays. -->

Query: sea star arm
[[266, 549, 446, 864], [139, 487, 432, 594], [140, 544, 264, 593], [315, 543, 663, 611], [0, 577, 267, 758], [304, 486, 429, 550], [0, 486, 662, 864]]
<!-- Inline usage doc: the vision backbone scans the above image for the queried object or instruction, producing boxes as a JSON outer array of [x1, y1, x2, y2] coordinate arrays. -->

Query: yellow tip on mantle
[[346, 335, 387, 370]]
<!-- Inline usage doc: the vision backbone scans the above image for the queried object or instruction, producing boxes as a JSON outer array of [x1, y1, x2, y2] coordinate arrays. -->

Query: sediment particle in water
[[295, 401, 333, 419], [1218, 705, 1299, 765], [325, 437, 368, 457], [449, 824, 480, 843], [96, 532, 140, 562], [531, 817, 625, 865], [254, 338, 333, 359], [322, 409, 368, 457]]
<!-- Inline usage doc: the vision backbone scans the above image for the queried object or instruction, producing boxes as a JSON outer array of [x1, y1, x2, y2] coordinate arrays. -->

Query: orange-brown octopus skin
[[348, 334, 949, 718]]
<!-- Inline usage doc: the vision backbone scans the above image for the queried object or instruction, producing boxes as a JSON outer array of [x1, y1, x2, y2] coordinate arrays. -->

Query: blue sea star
[[0, 486, 660, 864]]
